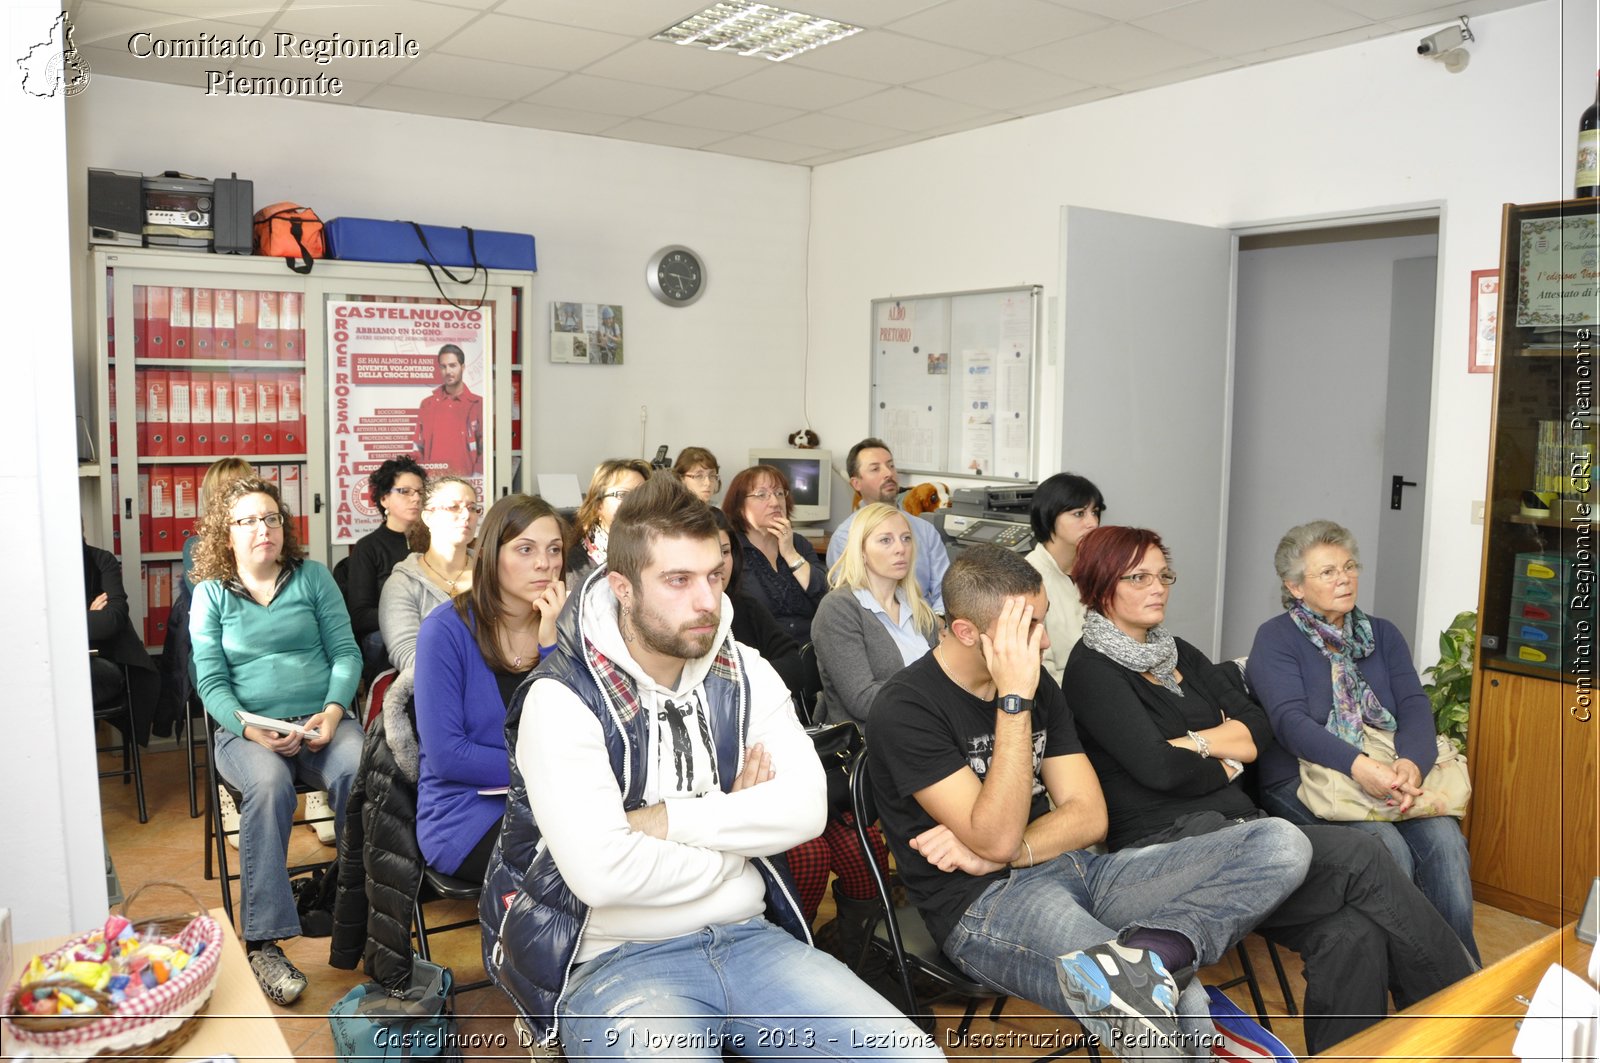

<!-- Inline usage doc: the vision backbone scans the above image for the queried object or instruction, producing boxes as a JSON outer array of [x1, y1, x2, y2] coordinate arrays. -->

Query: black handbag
[[807, 721, 863, 815]]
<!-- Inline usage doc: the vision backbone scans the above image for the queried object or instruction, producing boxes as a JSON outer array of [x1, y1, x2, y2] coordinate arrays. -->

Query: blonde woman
[[566, 458, 652, 584], [378, 475, 482, 673], [813, 503, 941, 727]]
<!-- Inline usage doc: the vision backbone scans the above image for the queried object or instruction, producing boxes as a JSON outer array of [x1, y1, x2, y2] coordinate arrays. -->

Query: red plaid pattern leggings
[[785, 812, 891, 924]]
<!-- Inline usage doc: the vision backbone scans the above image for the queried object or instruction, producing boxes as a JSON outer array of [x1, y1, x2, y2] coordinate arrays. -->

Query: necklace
[[421, 553, 470, 592], [502, 621, 540, 669]]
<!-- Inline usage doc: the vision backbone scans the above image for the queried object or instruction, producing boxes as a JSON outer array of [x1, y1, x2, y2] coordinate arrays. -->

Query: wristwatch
[[996, 694, 1034, 715]]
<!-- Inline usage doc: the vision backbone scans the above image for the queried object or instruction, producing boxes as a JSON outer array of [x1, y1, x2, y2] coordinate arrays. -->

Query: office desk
[[1312, 923, 1592, 1061], [3, 907, 294, 1062]]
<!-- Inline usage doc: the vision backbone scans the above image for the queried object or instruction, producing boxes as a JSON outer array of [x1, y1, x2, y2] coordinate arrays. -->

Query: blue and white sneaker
[[1058, 941, 1182, 1059]]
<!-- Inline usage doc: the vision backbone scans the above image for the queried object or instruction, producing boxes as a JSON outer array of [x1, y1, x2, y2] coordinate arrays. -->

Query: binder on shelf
[[234, 374, 257, 453], [279, 374, 303, 451], [191, 370, 213, 453], [145, 370, 170, 458], [257, 291, 280, 358], [280, 292, 302, 360], [511, 371, 522, 450], [235, 289, 257, 355], [214, 288, 236, 355], [132, 286, 146, 359], [169, 287, 192, 358], [108, 365, 119, 458], [169, 371, 192, 457], [134, 366, 147, 452], [256, 374, 279, 453], [282, 463, 306, 541], [211, 373, 234, 450], [174, 465, 198, 547], [192, 288, 214, 356], [149, 465, 174, 553], [146, 287, 170, 356], [137, 469, 150, 547]]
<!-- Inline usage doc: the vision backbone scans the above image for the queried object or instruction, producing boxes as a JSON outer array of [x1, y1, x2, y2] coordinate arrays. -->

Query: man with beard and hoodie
[[479, 472, 944, 1060]]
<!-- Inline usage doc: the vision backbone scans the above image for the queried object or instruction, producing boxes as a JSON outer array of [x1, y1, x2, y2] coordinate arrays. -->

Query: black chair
[[848, 746, 1098, 1059], [411, 865, 493, 998], [796, 642, 823, 725], [91, 655, 147, 824], [203, 718, 337, 929]]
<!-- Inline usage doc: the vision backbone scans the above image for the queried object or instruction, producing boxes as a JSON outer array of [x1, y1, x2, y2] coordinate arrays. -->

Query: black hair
[[942, 544, 1043, 635], [1029, 472, 1106, 545], [846, 437, 892, 478], [709, 506, 744, 593], [369, 456, 427, 517], [438, 343, 465, 364]]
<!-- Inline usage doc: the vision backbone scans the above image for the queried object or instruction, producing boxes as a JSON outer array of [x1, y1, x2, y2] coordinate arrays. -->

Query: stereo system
[[88, 168, 253, 253]]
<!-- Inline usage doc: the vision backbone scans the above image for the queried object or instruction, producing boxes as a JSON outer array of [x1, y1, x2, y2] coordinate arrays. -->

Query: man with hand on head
[[480, 472, 944, 1060], [828, 438, 950, 612], [867, 545, 1312, 1060]]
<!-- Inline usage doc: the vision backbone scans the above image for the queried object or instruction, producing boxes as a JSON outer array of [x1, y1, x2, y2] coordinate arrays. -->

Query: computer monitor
[[748, 448, 832, 525]]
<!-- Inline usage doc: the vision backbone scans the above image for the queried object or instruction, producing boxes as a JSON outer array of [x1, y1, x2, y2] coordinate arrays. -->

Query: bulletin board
[[869, 286, 1039, 482]]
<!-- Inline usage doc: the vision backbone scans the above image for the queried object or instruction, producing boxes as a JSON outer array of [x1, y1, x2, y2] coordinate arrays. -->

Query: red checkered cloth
[[787, 813, 891, 922]]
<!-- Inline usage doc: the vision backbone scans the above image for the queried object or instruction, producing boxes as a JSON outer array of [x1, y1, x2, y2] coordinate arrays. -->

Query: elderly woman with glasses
[[725, 464, 826, 642], [189, 476, 361, 1006], [1246, 519, 1479, 963], [567, 458, 653, 585], [378, 475, 483, 673], [673, 446, 722, 503]]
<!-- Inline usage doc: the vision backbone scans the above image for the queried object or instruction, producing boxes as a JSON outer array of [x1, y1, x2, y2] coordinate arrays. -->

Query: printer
[[932, 484, 1037, 558]]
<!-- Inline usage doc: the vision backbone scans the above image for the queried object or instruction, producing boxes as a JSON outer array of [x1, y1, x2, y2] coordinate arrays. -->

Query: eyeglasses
[[389, 486, 422, 498], [1307, 560, 1362, 583], [603, 488, 633, 501], [684, 470, 721, 484], [749, 489, 788, 502], [427, 502, 484, 517], [1120, 570, 1177, 588], [230, 512, 286, 530]]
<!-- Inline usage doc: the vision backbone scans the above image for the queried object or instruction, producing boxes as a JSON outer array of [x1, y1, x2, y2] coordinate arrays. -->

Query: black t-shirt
[[866, 653, 1082, 950], [1062, 638, 1271, 850], [346, 524, 411, 639]]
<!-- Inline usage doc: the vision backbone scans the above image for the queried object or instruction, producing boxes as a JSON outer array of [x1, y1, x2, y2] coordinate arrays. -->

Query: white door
[[1058, 206, 1236, 656]]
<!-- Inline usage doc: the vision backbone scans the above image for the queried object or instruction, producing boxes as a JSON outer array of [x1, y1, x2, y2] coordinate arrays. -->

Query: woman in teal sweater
[[190, 476, 361, 1006]]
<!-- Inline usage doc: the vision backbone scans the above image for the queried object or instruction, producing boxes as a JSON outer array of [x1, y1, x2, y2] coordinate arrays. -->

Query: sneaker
[[304, 790, 337, 846], [218, 785, 240, 850], [1057, 941, 1182, 1060], [248, 942, 308, 1005]]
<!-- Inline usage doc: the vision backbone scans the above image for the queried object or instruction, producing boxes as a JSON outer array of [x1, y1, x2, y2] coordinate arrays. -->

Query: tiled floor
[[97, 740, 1551, 1060]]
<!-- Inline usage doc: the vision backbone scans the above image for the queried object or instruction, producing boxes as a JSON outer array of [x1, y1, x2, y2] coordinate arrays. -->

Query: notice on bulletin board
[[326, 299, 491, 545], [870, 287, 1037, 481]]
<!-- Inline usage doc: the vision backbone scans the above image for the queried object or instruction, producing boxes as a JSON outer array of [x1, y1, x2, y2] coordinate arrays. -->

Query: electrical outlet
[[1471, 500, 1485, 525]]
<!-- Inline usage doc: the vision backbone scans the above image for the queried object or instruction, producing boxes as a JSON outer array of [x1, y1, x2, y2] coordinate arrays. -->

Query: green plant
[[1421, 610, 1476, 753]]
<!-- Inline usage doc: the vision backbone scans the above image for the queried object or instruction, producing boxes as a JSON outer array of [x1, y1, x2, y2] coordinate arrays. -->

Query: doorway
[[1219, 219, 1440, 659]]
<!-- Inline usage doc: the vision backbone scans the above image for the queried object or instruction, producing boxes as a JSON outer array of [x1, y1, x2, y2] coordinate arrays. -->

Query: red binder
[[282, 463, 307, 541], [146, 287, 170, 357], [108, 366, 119, 458], [132, 286, 146, 359], [137, 470, 150, 547], [145, 370, 170, 458], [174, 465, 198, 547], [280, 292, 302, 360], [211, 373, 234, 451], [149, 466, 175, 553], [257, 374, 280, 454], [279, 375, 303, 452], [191, 370, 213, 454], [170, 372, 193, 457], [234, 375, 257, 454], [257, 291, 280, 359], [192, 288, 214, 356], [214, 289, 236, 355], [169, 287, 192, 358], [235, 290, 258, 356]]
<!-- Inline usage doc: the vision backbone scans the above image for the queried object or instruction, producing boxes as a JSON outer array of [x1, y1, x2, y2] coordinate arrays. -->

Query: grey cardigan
[[377, 554, 453, 674], [813, 586, 938, 727]]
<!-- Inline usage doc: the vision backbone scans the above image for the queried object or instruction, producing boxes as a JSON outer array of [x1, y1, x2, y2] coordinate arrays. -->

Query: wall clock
[[646, 245, 706, 307]]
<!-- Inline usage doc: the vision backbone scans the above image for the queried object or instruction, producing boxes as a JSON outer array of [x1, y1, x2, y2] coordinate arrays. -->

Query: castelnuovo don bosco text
[[125, 31, 421, 97]]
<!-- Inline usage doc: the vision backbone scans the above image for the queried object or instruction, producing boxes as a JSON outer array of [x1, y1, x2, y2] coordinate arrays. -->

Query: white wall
[[808, 0, 1596, 666], [66, 79, 815, 482]]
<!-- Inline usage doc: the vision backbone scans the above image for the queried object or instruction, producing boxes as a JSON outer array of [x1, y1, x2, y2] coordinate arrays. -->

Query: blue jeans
[[1260, 777, 1480, 964], [558, 918, 944, 1061], [942, 819, 1310, 1057], [214, 722, 361, 942]]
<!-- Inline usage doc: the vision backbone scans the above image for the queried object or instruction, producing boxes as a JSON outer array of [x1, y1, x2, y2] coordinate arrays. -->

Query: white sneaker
[[218, 785, 240, 849], [304, 790, 337, 846]]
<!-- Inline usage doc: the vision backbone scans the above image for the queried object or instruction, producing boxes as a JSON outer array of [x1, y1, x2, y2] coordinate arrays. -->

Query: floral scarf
[[584, 525, 610, 568], [1288, 601, 1396, 747], [1082, 609, 1183, 696]]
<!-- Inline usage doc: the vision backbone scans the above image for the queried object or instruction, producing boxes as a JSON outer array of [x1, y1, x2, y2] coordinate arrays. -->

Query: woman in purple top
[[1246, 519, 1479, 962], [413, 494, 568, 881]]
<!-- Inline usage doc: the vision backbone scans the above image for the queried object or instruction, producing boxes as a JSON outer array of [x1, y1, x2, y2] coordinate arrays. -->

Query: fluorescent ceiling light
[[654, 2, 864, 62]]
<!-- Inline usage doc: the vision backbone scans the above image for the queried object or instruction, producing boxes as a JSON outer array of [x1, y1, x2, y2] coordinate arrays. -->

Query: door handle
[[314, 492, 324, 514], [1390, 475, 1418, 510]]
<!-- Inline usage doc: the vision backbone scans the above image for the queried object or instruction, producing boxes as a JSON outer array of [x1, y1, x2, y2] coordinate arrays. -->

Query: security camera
[[1418, 18, 1473, 56]]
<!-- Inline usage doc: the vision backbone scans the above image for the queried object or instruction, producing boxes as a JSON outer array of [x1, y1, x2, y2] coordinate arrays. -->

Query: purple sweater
[[1247, 610, 1439, 791], [413, 600, 513, 875]]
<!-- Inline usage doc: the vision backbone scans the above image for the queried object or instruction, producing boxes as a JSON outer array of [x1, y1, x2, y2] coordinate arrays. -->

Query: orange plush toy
[[902, 482, 949, 517]]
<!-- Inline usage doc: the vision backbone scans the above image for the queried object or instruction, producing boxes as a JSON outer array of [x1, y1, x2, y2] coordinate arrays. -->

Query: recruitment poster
[[327, 299, 492, 545]]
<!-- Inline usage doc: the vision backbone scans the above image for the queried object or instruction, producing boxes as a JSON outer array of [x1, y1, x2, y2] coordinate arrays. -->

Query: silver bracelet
[[788, 555, 805, 572], [1187, 730, 1212, 758], [1021, 838, 1035, 868]]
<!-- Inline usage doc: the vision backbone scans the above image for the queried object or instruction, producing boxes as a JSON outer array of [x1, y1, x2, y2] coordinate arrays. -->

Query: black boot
[[822, 879, 882, 973]]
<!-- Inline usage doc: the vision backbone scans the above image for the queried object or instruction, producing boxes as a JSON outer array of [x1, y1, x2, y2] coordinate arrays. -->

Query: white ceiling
[[65, 0, 1537, 166]]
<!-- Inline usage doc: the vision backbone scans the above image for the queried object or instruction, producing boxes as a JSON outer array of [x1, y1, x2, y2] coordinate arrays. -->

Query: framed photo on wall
[[1468, 269, 1498, 374]]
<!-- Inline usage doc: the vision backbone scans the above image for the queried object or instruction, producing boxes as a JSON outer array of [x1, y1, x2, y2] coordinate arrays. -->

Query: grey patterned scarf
[[1082, 609, 1183, 695]]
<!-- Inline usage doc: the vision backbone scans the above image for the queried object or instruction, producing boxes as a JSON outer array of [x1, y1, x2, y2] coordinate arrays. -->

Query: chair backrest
[[796, 642, 823, 725], [848, 746, 921, 1008]]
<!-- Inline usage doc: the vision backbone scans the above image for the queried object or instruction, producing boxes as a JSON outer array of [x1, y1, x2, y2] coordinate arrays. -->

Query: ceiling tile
[[1234, 22, 1395, 63], [825, 87, 992, 132], [488, 101, 628, 134], [711, 64, 885, 108], [527, 73, 693, 116], [1046, 0, 1203, 18], [1133, 0, 1368, 55], [644, 93, 805, 132], [1015, 23, 1216, 85], [267, 1, 479, 45], [71, 1, 262, 49], [1324, 0, 1457, 17], [888, 0, 1108, 56], [1006, 83, 1118, 114], [582, 39, 765, 91], [785, 29, 985, 83], [388, 52, 565, 99], [436, 14, 634, 69], [1108, 55, 1240, 91], [911, 58, 1093, 110], [794, 0, 951, 29], [600, 117, 729, 148], [699, 133, 819, 163], [489, 0, 704, 34], [761, 111, 904, 150], [356, 83, 505, 120], [76, 0, 279, 31]]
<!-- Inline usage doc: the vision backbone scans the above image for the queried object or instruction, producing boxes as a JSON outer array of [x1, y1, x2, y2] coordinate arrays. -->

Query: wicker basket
[[3, 882, 223, 1061]]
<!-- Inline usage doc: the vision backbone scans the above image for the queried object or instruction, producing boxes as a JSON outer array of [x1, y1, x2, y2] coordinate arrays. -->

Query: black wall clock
[[646, 245, 706, 307]]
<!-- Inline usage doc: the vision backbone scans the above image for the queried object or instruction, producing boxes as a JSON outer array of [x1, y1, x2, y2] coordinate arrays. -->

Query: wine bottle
[[1578, 69, 1599, 199]]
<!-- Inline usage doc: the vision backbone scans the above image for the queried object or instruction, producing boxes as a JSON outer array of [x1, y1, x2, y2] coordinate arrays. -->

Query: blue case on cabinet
[[325, 217, 536, 272]]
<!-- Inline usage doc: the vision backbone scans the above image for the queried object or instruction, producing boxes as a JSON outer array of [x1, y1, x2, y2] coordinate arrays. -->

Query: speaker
[[212, 172, 254, 255], [87, 168, 144, 246]]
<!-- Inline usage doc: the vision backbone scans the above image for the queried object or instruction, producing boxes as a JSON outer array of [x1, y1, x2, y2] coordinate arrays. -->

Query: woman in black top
[[346, 456, 426, 669], [724, 465, 825, 642], [709, 506, 805, 704], [1061, 526, 1475, 1054]]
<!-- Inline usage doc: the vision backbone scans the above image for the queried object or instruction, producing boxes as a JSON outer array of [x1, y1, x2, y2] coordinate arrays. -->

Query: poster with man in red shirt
[[414, 344, 483, 475]]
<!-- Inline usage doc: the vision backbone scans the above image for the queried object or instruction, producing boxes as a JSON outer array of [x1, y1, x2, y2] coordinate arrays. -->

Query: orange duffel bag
[[253, 202, 325, 274]]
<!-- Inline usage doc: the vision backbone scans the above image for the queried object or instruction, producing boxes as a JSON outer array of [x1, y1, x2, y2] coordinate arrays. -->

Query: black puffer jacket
[[328, 669, 424, 991]]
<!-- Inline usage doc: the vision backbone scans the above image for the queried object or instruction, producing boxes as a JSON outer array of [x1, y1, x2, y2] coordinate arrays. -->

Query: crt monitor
[[748, 448, 832, 524]]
